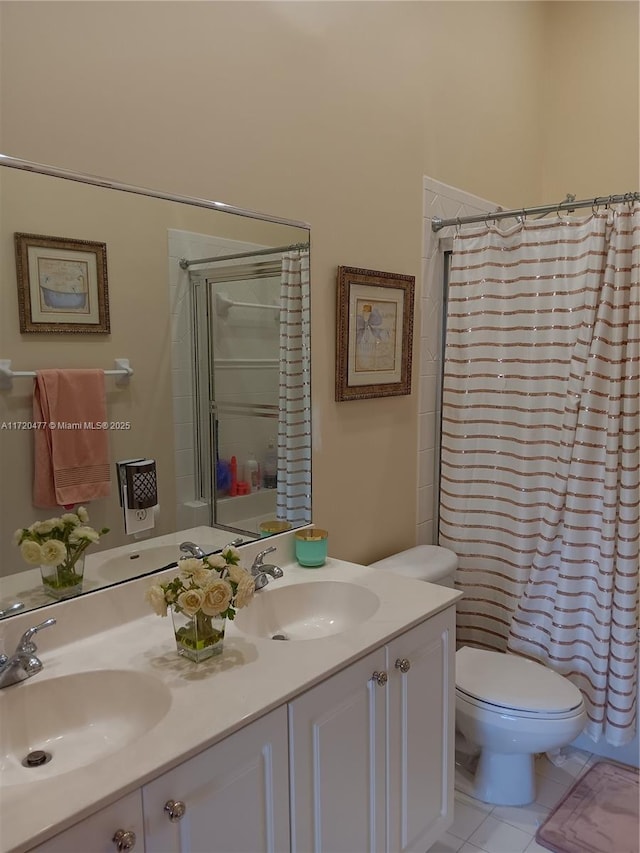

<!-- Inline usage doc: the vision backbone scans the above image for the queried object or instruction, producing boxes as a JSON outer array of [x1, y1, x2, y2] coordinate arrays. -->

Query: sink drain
[[271, 634, 289, 641], [22, 750, 52, 768]]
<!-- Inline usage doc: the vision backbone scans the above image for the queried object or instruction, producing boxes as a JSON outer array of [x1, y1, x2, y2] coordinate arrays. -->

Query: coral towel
[[33, 369, 111, 507]]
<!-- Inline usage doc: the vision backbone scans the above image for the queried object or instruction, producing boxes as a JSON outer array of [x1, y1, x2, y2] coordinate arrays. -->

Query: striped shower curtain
[[439, 205, 639, 745], [276, 251, 311, 524]]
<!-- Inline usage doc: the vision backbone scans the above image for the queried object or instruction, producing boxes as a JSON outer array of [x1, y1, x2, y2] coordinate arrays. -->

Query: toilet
[[370, 546, 586, 806]]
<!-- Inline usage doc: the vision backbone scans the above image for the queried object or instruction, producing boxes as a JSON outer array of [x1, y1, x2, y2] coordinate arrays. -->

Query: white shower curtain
[[439, 205, 639, 745], [276, 251, 311, 524]]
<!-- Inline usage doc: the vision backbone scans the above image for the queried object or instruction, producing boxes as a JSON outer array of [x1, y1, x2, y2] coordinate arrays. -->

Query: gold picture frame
[[14, 232, 110, 333], [335, 266, 414, 401]]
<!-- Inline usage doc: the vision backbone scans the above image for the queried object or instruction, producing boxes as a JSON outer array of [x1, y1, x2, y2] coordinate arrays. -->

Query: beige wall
[[1, 1, 637, 566], [540, 1, 640, 200]]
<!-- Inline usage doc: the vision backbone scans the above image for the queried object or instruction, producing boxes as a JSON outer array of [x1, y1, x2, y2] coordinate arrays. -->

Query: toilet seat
[[456, 689, 584, 720], [456, 646, 583, 717]]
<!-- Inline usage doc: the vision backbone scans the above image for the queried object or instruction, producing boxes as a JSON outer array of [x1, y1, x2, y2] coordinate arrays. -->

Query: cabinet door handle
[[112, 829, 137, 851], [371, 670, 387, 686], [395, 658, 411, 673], [164, 799, 187, 822]]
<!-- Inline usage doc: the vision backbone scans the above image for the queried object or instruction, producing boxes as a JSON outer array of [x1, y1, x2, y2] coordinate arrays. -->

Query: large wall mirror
[[0, 156, 311, 619]]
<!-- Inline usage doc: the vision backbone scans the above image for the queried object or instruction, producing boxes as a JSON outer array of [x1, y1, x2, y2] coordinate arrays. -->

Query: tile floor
[[428, 747, 597, 853]]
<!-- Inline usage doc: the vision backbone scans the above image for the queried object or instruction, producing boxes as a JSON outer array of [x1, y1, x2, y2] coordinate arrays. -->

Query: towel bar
[[0, 359, 133, 390]]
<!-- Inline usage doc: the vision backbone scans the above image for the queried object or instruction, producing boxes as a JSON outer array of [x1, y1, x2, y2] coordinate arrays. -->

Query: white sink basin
[[234, 580, 380, 640], [93, 545, 184, 582], [93, 541, 227, 583], [0, 669, 172, 786]]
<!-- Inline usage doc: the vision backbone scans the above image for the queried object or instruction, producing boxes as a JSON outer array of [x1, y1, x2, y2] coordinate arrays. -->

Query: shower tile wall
[[418, 179, 496, 545]]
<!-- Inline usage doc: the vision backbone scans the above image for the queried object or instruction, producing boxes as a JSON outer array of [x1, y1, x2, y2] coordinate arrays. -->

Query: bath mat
[[535, 759, 639, 853]]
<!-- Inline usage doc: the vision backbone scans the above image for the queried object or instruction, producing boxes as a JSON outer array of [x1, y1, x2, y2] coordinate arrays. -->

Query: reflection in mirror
[[188, 247, 311, 534], [0, 156, 311, 620]]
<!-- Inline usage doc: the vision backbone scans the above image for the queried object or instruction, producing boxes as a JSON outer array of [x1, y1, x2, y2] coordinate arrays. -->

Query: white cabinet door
[[288, 647, 387, 853], [143, 705, 290, 853], [26, 790, 144, 853], [386, 607, 456, 853]]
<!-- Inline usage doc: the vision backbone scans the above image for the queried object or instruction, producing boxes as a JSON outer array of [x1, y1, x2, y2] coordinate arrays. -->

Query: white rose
[[76, 506, 89, 523], [226, 564, 251, 584], [69, 526, 100, 544], [40, 540, 67, 567], [33, 520, 55, 535], [20, 540, 43, 565], [204, 554, 227, 571], [234, 576, 255, 609], [145, 584, 168, 617], [178, 558, 203, 580], [221, 546, 241, 563], [201, 579, 232, 616], [61, 513, 80, 526], [192, 566, 213, 587], [13, 528, 25, 545], [177, 588, 205, 617]]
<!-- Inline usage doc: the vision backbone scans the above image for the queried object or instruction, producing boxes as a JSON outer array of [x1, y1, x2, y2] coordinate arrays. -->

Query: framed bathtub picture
[[335, 265, 414, 401], [14, 233, 110, 333]]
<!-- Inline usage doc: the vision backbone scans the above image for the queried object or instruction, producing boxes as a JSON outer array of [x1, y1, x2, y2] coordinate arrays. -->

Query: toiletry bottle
[[244, 452, 260, 492], [216, 459, 230, 495], [229, 456, 238, 497], [263, 439, 277, 489]]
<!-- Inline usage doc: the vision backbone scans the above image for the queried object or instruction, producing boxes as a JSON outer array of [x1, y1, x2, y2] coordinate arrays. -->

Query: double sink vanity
[[0, 530, 460, 853]]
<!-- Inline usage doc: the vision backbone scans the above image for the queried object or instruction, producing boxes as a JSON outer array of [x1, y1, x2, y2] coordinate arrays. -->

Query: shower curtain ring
[[455, 217, 461, 235]]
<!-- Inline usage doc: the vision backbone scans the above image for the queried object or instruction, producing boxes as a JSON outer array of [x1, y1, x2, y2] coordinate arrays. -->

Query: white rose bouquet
[[15, 507, 109, 594], [145, 547, 255, 658]]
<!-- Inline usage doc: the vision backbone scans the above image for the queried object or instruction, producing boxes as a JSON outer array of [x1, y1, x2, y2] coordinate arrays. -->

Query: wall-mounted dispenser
[[116, 458, 159, 535]]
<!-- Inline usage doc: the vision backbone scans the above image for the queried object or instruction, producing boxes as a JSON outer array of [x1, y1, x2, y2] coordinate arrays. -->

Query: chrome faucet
[[179, 541, 206, 560], [0, 617, 56, 689], [0, 601, 25, 620], [250, 546, 284, 591]]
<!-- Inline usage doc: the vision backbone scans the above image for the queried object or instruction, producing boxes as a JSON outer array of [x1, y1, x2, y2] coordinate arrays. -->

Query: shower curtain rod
[[179, 241, 309, 269], [431, 191, 640, 232]]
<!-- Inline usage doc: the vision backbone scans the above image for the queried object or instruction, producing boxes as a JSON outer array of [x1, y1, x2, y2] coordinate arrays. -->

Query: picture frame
[[14, 233, 110, 333], [335, 265, 414, 401]]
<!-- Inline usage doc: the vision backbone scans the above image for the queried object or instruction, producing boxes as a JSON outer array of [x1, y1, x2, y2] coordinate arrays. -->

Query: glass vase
[[40, 554, 85, 600], [171, 608, 225, 662]]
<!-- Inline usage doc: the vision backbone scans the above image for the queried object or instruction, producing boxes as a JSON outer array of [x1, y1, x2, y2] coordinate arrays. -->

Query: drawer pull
[[164, 799, 187, 822], [395, 658, 411, 673], [372, 670, 388, 686], [112, 829, 136, 851]]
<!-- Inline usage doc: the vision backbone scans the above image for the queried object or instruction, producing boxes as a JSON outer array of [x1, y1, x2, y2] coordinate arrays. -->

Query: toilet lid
[[456, 647, 583, 714], [370, 546, 457, 583]]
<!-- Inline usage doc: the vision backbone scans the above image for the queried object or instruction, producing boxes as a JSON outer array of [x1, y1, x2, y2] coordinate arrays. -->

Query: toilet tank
[[369, 545, 458, 587]]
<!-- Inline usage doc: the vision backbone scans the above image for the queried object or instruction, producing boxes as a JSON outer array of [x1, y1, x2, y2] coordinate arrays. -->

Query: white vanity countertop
[[0, 552, 460, 853], [0, 526, 249, 613]]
